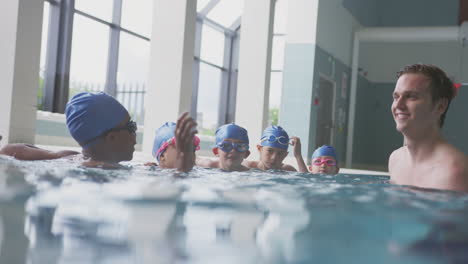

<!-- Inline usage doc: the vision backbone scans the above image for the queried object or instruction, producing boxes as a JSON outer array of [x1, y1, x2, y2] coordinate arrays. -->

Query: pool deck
[[36, 144, 389, 176]]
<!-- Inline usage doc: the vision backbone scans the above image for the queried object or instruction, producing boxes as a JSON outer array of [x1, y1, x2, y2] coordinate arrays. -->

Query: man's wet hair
[[397, 63, 455, 128]]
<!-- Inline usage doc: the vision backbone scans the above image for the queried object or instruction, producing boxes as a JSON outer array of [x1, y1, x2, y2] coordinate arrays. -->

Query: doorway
[[315, 75, 336, 147]]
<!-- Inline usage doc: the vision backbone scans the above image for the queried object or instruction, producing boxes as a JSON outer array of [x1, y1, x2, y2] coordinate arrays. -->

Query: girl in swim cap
[[309, 145, 339, 175]]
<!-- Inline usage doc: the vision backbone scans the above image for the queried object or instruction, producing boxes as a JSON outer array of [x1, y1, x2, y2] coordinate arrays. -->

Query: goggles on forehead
[[260, 135, 289, 145], [217, 141, 249, 153], [312, 158, 336, 166], [155, 136, 201, 161]]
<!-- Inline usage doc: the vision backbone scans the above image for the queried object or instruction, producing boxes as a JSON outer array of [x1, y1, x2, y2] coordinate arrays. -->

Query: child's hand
[[290, 136, 308, 173], [290, 136, 302, 158], [174, 112, 198, 172], [175, 112, 197, 153]]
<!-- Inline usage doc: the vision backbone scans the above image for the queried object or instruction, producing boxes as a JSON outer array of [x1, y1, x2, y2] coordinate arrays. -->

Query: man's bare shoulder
[[439, 144, 468, 192], [439, 142, 467, 160], [388, 146, 406, 171], [436, 163, 468, 192]]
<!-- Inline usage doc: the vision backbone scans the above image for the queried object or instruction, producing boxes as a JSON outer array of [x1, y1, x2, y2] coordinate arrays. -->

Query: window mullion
[[192, 21, 203, 120], [226, 32, 239, 124], [105, 0, 123, 97], [45, 0, 75, 113], [217, 33, 233, 127], [42, 0, 60, 111]]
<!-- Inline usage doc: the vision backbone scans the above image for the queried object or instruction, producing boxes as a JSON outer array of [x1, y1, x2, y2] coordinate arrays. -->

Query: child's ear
[[103, 131, 116, 142], [212, 147, 219, 156], [256, 145, 262, 152], [308, 165, 313, 172], [159, 153, 165, 163]]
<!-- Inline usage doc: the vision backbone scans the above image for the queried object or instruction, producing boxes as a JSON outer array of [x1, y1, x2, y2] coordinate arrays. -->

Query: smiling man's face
[[391, 73, 442, 134]]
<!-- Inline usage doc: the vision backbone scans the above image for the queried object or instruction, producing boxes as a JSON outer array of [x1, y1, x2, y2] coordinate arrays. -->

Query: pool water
[[0, 156, 467, 264]]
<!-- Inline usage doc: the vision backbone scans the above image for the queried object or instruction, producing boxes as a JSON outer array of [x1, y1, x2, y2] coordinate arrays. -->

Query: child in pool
[[243, 125, 306, 171], [196, 124, 250, 172], [150, 117, 200, 172], [309, 145, 339, 175]]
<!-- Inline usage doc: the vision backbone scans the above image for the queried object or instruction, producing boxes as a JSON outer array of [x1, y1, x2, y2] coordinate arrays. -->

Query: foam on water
[[0, 156, 468, 264]]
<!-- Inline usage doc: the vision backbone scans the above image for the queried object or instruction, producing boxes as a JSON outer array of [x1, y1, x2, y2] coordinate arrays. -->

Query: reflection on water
[[0, 157, 468, 263]]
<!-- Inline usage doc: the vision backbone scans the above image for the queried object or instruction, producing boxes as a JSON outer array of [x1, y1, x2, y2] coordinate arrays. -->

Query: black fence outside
[[38, 80, 146, 125]]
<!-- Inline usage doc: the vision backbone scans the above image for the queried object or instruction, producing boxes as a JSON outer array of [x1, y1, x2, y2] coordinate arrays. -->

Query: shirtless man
[[388, 64, 468, 192]]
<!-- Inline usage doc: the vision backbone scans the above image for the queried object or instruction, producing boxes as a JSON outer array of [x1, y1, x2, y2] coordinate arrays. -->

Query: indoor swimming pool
[[0, 156, 467, 264]]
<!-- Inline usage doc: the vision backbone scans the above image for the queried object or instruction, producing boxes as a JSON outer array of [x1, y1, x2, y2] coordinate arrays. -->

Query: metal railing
[[116, 83, 146, 125], [38, 80, 147, 125]]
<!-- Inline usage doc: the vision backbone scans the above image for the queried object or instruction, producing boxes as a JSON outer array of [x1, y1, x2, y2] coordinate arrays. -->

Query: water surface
[[0, 157, 467, 264]]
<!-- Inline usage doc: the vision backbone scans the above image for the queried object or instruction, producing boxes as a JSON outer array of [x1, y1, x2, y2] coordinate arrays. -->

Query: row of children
[[0, 91, 339, 175], [152, 120, 339, 174]]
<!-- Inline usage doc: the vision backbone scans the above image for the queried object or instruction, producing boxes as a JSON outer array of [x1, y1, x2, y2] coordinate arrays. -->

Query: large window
[[197, 64, 223, 135], [196, 23, 227, 135], [206, 0, 243, 28], [200, 25, 225, 66], [39, 0, 151, 125], [116, 32, 150, 124], [75, 0, 114, 21], [269, 0, 288, 125], [121, 0, 153, 37], [69, 14, 109, 97], [195, 0, 242, 135], [38, 2, 50, 109], [39, 0, 287, 131]]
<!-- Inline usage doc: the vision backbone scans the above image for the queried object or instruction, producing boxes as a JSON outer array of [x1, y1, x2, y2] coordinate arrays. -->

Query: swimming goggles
[[260, 135, 289, 145], [156, 136, 201, 160], [312, 158, 336, 166], [81, 120, 137, 147], [109, 120, 137, 134], [217, 141, 249, 153]]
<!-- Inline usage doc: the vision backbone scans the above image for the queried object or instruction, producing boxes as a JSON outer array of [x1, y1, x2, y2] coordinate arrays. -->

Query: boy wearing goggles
[[244, 126, 306, 171], [196, 124, 250, 171], [309, 145, 339, 175], [151, 113, 199, 172]]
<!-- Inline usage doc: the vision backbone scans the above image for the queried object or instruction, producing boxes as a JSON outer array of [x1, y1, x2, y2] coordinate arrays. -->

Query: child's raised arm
[[291, 136, 308, 173], [174, 112, 198, 172]]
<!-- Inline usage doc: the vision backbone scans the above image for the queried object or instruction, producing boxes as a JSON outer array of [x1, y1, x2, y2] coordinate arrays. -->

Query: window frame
[[41, 0, 150, 113], [41, 0, 282, 130]]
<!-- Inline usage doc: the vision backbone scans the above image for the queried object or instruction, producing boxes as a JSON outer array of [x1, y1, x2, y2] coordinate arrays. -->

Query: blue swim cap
[[215, 124, 249, 145], [65, 92, 128, 148], [260, 125, 289, 150], [152, 122, 176, 161], [312, 145, 337, 160]]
